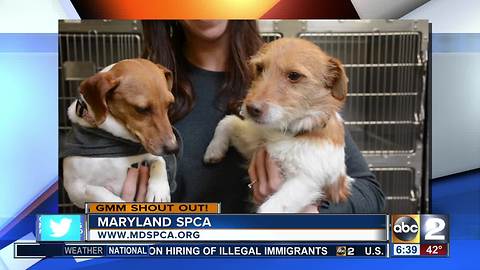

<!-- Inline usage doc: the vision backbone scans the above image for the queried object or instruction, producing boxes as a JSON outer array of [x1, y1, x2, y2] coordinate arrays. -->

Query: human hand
[[248, 148, 319, 213], [248, 147, 283, 204], [121, 161, 150, 202]]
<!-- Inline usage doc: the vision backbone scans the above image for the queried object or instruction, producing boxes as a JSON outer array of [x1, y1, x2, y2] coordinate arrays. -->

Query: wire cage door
[[299, 24, 427, 213]]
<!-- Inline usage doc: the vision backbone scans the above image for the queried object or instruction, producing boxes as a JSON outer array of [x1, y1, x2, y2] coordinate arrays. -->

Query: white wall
[[352, 0, 429, 19], [403, 0, 480, 177], [403, 0, 480, 33], [431, 54, 480, 177]]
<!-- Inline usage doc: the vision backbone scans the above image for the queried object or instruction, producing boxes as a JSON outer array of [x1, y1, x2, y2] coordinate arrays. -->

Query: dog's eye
[[256, 64, 264, 75], [287, 71, 303, 82], [135, 105, 151, 115]]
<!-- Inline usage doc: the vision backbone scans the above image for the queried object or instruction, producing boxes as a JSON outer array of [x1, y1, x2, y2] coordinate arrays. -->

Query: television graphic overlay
[[16, 204, 451, 259], [391, 215, 449, 257], [15, 203, 392, 258], [392, 215, 421, 244], [36, 215, 85, 242]]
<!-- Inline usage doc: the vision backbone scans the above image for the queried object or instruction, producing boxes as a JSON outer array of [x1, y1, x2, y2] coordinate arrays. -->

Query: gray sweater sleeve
[[319, 128, 385, 213]]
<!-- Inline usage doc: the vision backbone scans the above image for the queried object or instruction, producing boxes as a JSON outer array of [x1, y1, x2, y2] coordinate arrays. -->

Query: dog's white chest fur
[[267, 138, 345, 183], [204, 115, 350, 213]]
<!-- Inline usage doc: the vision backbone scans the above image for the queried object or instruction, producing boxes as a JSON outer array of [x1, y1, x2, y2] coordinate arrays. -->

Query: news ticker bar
[[15, 243, 389, 258], [85, 214, 388, 242]]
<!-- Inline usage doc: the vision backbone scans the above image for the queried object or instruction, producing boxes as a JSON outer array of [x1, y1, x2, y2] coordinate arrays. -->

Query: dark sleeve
[[319, 128, 385, 213]]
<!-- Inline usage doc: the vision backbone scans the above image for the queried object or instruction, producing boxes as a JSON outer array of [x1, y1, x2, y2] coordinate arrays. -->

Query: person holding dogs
[[126, 20, 384, 213]]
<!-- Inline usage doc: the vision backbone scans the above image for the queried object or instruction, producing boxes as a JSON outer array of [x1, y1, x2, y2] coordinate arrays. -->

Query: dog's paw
[[150, 157, 166, 173], [146, 158, 171, 202], [203, 141, 228, 164], [146, 181, 171, 202]]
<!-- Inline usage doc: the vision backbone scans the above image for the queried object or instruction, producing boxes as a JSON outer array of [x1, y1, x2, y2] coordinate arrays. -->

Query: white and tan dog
[[63, 59, 177, 208], [204, 38, 352, 213]]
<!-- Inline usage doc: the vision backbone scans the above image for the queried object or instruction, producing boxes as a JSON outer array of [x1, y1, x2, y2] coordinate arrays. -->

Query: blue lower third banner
[[15, 243, 388, 258], [86, 214, 388, 242]]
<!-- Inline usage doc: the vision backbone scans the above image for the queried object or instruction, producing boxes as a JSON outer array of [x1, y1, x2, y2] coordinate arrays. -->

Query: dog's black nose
[[246, 103, 263, 118]]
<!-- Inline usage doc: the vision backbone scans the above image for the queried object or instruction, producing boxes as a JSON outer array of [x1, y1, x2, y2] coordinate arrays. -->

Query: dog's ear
[[248, 58, 259, 79], [248, 48, 266, 80], [156, 64, 173, 91], [325, 58, 348, 101], [79, 71, 120, 125]]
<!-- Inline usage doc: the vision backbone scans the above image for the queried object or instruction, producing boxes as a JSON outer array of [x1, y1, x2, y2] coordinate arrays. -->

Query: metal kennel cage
[[59, 20, 143, 136], [59, 20, 429, 214]]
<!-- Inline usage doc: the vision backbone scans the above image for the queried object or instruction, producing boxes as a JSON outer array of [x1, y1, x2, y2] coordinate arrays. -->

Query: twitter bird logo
[[49, 218, 72, 238], [37, 215, 84, 241]]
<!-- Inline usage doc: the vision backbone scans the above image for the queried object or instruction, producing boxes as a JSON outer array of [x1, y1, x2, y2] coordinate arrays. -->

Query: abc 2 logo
[[391, 215, 449, 244]]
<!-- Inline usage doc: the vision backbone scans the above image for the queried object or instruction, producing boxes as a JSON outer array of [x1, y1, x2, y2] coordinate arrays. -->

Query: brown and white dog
[[63, 59, 177, 208], [204, 38, 352, 213]]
